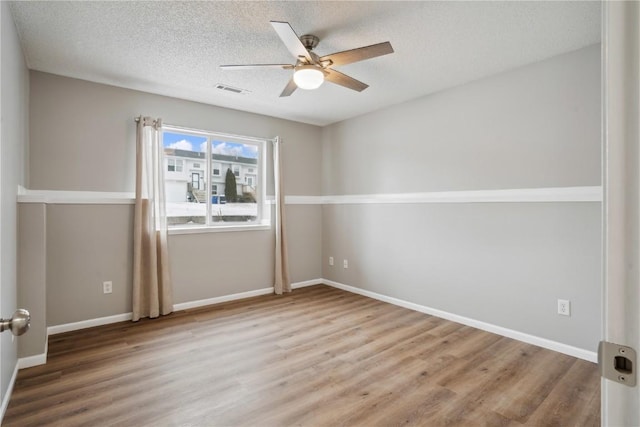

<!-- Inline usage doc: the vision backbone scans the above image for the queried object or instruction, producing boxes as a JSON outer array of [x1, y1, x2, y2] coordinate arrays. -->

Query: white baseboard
[[173, 287, 274, 311], [0, 363, 19, 424], [18, 353, 47, 369], [291, 279, 323, 289], [47, 280, 316, 335], [48, 313, 133, 335], [44, 279, 594, 364], [321, 279, 598, 363], [174, 280, 320, 310]]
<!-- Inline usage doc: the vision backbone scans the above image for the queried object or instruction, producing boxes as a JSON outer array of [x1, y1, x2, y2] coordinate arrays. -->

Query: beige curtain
[[274, 137, 291, 294], [133, 116, 173, 321]]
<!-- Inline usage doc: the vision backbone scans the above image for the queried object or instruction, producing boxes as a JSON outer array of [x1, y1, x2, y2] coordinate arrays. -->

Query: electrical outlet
[[343, 259, 349, 269], [329, 256, 334, 266], [103, 281, 113, 294], [557, 299, 570, 316]]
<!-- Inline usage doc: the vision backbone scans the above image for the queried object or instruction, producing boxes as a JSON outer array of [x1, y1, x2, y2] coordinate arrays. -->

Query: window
[[167, 158, 183, 172], [192, 162, 201, 169], [163, 128, 266, 229]]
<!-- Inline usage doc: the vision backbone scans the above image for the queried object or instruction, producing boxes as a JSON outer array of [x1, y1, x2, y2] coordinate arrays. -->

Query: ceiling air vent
[[215, 83, 251, 95]]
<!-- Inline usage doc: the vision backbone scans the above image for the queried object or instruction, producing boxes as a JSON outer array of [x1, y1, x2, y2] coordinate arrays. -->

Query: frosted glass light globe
[[293, 65, 325, 90]]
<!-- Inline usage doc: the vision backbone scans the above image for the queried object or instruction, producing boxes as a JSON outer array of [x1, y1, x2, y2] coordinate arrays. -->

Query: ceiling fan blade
[[325, 69, 369, 92], [321, 42, 394, 67], [279, 77, 298, 97], [220, 64, 294, 70], [270, 21, 312, 62]]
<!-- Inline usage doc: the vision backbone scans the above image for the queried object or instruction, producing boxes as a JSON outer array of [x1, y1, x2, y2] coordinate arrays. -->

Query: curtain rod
[[134, 117, 280, 143], [133, 116, 162, 127]]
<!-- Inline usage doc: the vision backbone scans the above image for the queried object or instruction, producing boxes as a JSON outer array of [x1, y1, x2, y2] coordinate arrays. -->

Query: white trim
[[47, 313, 133, 335], [284, 195, 324, 205], [45, 280, 320, 335], [322, 186, 602, 205], [172, 280, 320, 311], [0, 364, 18, 424], [18, 330, 49, 370], [17, 186, 601, 206], [321, 279, 598, 363], [169, 223, 271, 235], [162, 123, 275, 145], [291, 279, 323, 289], [17, 187, 134, 204], [18, 353, 47, 369], [43, 278, 597, 363], [173, 287, 274, 311]]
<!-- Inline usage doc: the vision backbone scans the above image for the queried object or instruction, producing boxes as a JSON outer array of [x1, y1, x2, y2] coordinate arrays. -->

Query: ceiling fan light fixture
[[293, 65, 325, 90]]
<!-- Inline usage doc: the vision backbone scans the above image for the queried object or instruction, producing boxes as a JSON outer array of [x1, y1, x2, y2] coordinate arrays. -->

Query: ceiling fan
[[220, 21, 394, 97]]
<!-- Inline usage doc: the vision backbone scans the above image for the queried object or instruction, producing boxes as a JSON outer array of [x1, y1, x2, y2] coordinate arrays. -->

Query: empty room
[[1, 1, 639, 425]]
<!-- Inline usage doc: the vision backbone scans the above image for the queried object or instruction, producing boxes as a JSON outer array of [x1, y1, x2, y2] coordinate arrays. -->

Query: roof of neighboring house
[[165, 148, 258, 165]]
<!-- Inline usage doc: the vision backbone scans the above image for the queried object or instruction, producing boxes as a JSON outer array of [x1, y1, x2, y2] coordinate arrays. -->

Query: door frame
[[601, 1, 640, 425]]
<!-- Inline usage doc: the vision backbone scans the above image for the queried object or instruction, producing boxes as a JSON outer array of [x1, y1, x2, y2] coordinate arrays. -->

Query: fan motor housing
[[300, 34, 319, 50]]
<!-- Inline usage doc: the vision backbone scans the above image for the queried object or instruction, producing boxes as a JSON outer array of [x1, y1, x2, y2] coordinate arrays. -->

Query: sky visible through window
[[163, 132, 258, 158]]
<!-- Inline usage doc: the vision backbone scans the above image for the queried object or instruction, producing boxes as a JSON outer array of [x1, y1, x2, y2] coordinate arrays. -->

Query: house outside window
[[162, 128, 266, 229]]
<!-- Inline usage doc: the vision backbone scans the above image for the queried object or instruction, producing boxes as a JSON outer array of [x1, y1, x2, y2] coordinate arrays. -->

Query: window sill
[[168, 223, 271, 235]]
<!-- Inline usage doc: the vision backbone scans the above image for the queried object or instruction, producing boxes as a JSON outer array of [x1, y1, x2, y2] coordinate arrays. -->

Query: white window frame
[[163, 124, 270, 233], [168, 158, 183, 172]]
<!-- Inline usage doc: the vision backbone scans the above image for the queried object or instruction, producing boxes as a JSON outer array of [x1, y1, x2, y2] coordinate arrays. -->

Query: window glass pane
[[164, 131, 208, 227], [211, 140, 258, 223]]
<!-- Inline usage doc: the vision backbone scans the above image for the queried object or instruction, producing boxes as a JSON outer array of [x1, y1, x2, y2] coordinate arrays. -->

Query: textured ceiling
[[9, 1, 600, 126]]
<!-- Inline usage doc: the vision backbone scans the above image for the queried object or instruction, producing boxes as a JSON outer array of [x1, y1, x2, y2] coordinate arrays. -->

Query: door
[[191, 172, 200, 190], [602, 1, 640, 425]]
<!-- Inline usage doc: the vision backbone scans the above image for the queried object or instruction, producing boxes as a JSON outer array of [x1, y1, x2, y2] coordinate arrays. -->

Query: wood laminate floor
[[4, 285, 599, 426]]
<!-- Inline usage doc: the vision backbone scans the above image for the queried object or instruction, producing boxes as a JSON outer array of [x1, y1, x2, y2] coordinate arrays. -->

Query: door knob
[[0, 309, 31, 336]]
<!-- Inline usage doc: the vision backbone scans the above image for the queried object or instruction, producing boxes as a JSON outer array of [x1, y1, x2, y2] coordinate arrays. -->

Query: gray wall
[[321, 45, 601, 351], [1, 0, 29, 405], [19, 44, 601, 357], [17, 204, 46, 358], [25, 72, 322, 327]]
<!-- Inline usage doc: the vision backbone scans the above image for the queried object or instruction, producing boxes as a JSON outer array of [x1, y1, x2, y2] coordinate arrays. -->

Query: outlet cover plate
[[557, 299, 570, 316], [103, 281, 113, 294]]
